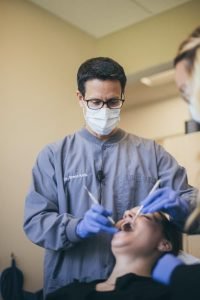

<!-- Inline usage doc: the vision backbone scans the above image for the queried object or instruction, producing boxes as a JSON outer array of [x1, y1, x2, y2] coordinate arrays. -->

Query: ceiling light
[[140, 69, 175, 87]]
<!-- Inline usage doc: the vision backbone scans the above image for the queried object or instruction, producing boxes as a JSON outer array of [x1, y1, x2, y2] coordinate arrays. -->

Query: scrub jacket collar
[[78, 127, 127, 145]]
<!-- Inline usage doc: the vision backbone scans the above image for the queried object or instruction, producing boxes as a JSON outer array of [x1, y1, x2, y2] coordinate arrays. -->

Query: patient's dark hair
[[77, 57, 127, 96], [159, 212, 182, 256]]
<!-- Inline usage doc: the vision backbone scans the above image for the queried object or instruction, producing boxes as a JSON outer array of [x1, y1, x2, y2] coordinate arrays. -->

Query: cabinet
[[162, 131, 200, 258]]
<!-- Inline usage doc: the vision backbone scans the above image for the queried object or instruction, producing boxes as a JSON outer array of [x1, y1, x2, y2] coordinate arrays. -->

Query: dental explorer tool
[[83, 185, 115, 225], [132, 179, 161, 225]]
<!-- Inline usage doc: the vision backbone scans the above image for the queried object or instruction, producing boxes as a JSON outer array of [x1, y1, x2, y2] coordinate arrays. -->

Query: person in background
[[46, 208, 182, 300], [23, 57, 195, 296], [141, 26, 200, 300]]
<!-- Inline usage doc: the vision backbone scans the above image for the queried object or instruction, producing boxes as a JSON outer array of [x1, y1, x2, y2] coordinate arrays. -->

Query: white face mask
[[186, 55, 200, 123], [189, 103, 200, 123], [84, 107, 120, 135]]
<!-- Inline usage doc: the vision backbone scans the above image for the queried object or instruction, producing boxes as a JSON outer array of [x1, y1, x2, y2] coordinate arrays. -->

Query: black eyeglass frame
[[83, 98, 125, 110]]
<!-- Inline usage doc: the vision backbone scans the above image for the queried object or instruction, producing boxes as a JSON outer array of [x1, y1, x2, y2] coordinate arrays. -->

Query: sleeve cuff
[[152, 254, 183, 285], [66, 218, 83, 243]]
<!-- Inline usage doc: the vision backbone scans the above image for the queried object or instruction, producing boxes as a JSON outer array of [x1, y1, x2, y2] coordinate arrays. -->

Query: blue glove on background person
[[76, 203, 118, 238], [141, 187, 190, 226], [152, 253, 183, 285]]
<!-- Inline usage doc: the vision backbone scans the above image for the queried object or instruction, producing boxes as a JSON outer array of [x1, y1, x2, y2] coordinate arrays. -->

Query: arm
[[23, 145, 80, 250], [142, 143, 197, 230], [152, 253, 200, 299], [24, 145, 117, 251]]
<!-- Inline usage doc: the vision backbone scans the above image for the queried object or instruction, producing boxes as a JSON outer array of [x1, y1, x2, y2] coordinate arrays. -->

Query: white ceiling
[[28, 0, 191, 38], [27, 0, 187, 107]]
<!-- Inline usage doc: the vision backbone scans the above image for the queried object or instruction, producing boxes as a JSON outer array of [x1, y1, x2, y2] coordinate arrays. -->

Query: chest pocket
[[113, 174, 156, 220]]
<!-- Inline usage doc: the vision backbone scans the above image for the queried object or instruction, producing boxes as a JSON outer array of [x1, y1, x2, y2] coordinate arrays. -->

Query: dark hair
[[159, 212, 182, 256], [173, 26, 200, 71], [77, 57, 127, 96], [173, 45, 200, 70]]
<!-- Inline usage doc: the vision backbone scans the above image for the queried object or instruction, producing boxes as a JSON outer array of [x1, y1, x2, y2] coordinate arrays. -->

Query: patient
[[46, 208, 182, 300]]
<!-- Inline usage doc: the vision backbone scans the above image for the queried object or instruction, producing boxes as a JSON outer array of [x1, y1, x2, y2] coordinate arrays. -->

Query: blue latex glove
[[76, 203, 118, 238], [141, 187, 190, 226], [152, 253, 183, 285]]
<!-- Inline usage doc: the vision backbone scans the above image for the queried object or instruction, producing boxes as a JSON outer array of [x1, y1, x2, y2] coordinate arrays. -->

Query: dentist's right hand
[[76, 203, 118, 238]]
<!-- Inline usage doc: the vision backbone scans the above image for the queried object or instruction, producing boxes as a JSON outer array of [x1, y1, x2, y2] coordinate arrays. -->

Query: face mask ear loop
[[82, 100, 88, 118]]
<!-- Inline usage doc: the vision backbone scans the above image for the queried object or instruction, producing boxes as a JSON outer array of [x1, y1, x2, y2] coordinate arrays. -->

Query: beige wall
[[1, 0, 199, 293], [97, 0, 200, 140], [120, 97, 190, 140], [96, 0, 200, 75], [0, 0, 95, 291]]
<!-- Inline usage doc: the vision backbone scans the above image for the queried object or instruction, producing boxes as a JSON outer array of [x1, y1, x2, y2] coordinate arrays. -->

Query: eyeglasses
[[83, 98, 125, 110]]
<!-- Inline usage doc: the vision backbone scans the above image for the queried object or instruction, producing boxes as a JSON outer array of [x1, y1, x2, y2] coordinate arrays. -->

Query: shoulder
[[116, 274, 170, 299], [127, 132, 175, 159], [124, 131, 155, 146], [37, 131, 78, 158], [171, 263, 200, 283], [141, 278, 171, 299], [124, 131, 162, 154], [31, 133, 78, 171], [169, 264, 200, 299]]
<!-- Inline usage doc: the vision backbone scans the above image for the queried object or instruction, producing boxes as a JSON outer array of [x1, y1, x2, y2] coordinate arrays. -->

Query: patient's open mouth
[[121, 222, 134, 232], [115, 220, 134, 232]]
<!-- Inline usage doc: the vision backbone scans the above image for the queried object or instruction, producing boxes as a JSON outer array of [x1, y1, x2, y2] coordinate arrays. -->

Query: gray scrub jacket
[[23, 128, 196, 295]]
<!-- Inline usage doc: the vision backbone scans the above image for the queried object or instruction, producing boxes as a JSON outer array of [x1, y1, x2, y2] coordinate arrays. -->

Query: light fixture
[[140, 69, 175, 87]]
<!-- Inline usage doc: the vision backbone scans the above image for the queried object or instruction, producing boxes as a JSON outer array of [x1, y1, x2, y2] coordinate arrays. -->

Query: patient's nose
[[123, 210, 135, 219]]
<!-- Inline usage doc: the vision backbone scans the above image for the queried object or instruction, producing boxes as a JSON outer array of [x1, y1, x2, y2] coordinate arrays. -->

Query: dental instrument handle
[[133, 179, 161, 223], [139, 179, 161, 213], [107, 216, 115, 225], [132, 205, 144, 222], [148, 179, 161, 195], [84, 185, 115, 225], [84, 185, 98, 204]]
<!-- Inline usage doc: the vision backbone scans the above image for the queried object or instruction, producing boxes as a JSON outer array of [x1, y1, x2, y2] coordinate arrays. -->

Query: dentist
[[24, 57, 195, 296]]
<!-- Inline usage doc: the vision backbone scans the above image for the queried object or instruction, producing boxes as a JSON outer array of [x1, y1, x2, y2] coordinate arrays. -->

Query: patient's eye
[[141, 214, 161, 224], [141, 215, 152, 221]]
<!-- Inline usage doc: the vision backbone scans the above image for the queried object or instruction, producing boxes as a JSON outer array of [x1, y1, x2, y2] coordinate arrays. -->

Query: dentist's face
[[77, 79, 122, 138], [112, 208, 168, 257]]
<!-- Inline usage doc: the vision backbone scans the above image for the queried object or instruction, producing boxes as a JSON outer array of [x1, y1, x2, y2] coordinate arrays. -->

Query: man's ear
[[158, 239, 173, 253], [77, 90, 84, 107]]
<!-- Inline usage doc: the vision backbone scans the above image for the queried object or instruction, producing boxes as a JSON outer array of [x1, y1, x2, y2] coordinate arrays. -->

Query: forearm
[[24, 191, 82, 250], [155, 143, 198, 229]]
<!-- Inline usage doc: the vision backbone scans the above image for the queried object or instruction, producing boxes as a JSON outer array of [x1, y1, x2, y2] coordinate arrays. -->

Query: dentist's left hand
[[76, 203, 118, 238], [141, 187, 190, 225]]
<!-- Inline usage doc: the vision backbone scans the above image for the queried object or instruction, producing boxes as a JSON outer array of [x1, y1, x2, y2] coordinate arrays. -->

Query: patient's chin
[[111, 231, 129, 247]]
